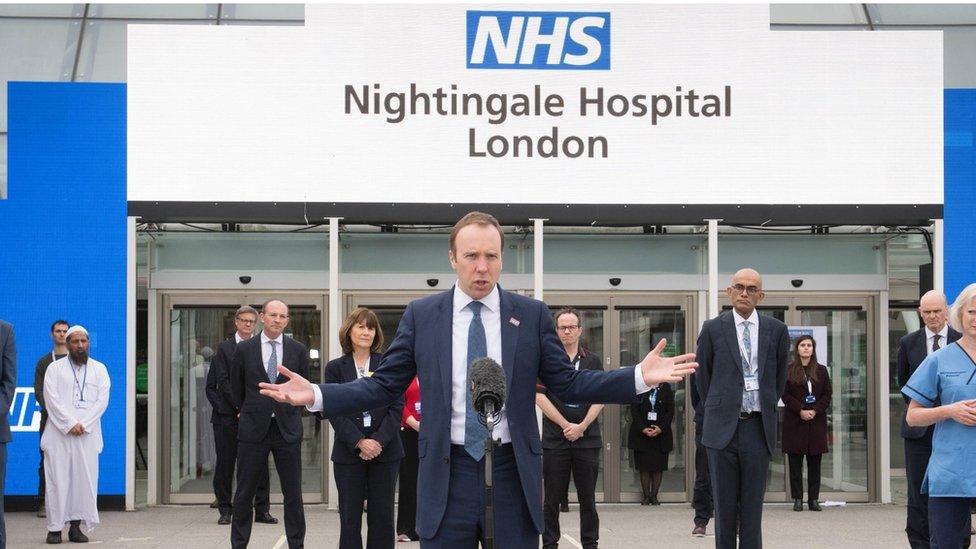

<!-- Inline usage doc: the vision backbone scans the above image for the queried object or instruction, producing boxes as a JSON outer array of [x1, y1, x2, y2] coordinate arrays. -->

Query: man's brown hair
[[338, 307, 384, 355], [450, 211, 505, 253]]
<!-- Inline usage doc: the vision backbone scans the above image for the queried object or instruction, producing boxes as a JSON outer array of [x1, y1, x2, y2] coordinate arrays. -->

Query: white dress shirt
[[261, 331, 285, 368], [925, 325, 950, 356], [733, 308, 761, 412]]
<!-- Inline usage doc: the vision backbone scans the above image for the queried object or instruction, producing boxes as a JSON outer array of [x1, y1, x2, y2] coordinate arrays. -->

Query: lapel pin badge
[[509, 317, 520, 327]]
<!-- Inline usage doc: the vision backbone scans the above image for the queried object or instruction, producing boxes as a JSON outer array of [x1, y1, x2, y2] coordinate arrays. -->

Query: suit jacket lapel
[[910, 331, 928, 371], [722, 313, 743, 369], [498, 288, 518, 389], [436, 290, 454, 408], [341, 354, 358, 384], [757, 315, 772, 380], [254, 339, 271, 384]]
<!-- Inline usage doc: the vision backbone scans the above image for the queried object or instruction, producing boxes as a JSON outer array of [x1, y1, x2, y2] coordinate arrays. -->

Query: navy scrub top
[[902, 343, 976, 497]]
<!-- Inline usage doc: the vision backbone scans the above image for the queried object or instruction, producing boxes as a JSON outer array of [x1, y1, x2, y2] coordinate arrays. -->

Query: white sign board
[[128, 4, 943, 205]]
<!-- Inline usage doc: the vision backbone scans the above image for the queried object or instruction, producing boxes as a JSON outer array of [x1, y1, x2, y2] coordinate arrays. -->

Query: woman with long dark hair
[[781, 335, 832, 512]]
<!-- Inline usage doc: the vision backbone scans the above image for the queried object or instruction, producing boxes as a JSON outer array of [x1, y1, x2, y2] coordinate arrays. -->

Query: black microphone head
[[468, 357, 506, 414]]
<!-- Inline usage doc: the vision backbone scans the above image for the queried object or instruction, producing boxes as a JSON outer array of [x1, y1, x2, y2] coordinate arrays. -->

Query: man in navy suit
[[260, 211, 698, 548], [230, 299, 309, 549], [695, 268, 790, 549], [896, 290, 966, 549], [0, 319, 16, 549]]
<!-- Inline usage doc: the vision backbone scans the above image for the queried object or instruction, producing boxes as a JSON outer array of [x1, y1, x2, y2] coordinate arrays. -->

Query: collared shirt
[[235, 332, 246, 344], [260, 332, 285, 370], [451, 283, 507, 445], [733, 308, 761, 412], [925, 325, 950, 356]]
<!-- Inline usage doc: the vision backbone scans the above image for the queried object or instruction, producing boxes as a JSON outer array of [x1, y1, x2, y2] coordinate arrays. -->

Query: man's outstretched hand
[[639, 339, 698, 386], [259, 365, 315, 407]]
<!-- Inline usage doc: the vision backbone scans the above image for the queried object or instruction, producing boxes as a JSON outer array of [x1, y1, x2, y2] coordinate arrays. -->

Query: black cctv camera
[[426, 278, 439, 288], [791, 279, 803, 288], [239, 275, 252, 285], [609, 277, 622, 287]]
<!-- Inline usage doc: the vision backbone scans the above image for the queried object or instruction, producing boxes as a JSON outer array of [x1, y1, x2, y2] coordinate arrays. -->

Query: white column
[[933, 219, 944, 294], [147, 244, 158, 505], [126, 217, 137, 511], [531, 218, 546, 301], [328, 217, 342, 510], [878, 292, 892, 503], [706, 219, 721, 319]]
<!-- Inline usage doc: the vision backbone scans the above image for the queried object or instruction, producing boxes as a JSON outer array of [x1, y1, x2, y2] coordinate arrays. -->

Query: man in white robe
[[42, 325, 110, 544]]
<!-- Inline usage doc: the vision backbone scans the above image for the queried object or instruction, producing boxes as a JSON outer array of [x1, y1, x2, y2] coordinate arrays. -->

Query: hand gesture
[[639, 339, 698, 386], [648, 425, 662, 438], [947, 400, 976, 426], [357, 438, 382, 460], [800, 410, 816, 421], [563, 423, 585, 442], [259, 365, 314, 406], [69, 423, 85, 436]]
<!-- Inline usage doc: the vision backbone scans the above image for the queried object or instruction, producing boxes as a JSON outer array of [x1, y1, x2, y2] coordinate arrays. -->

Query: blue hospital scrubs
[[902, 343, 976, 549]]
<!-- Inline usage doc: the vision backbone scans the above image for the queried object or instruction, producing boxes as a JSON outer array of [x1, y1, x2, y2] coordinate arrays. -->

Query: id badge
[[804, 394, 817, 405], [565, 403, 581, 409], [744, 375, 760, 392], [363, 412, 372, 428], [414, 402, 421, 413], [647, 412, 658, 421], [75, 400, 90, 410]]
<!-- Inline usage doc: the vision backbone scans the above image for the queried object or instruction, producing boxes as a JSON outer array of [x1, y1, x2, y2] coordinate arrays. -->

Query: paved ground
[[8, 502, 915, 548]]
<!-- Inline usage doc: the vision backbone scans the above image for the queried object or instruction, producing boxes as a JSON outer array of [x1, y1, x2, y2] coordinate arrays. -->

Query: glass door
[[161, 293, 327, 504]]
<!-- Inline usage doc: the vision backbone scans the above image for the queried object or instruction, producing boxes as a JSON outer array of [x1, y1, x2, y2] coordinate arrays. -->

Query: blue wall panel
[[944, 89, 976, 303], [1, 82, 126, 496]]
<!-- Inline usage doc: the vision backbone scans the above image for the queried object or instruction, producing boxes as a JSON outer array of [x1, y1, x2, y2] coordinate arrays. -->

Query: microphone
[[468, 357, 507, 428]]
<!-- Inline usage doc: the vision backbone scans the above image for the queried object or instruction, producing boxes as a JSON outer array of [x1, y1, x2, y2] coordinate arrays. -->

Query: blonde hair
[[949, 282, 976, 333]]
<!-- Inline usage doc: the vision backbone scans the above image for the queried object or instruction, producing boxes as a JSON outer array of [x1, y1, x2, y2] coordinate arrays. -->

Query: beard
[[69, 349, 89, 364]]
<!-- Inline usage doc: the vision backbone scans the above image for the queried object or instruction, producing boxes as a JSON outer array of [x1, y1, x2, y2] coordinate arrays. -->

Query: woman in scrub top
[[903, 282, 976, 549]]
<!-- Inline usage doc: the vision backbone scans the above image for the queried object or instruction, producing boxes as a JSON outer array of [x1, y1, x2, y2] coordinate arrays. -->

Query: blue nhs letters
[[466, 11, 611, 70]]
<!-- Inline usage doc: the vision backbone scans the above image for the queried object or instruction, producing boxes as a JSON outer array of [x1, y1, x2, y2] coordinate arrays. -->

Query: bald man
[[695, 268, 790, 549], [896, 291, 966, 549]]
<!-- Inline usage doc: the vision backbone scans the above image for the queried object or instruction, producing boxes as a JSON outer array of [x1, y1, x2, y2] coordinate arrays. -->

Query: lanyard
[[649, 388, 659, 411], [70, 360, 89, 402], [355, 356, 371, 378]]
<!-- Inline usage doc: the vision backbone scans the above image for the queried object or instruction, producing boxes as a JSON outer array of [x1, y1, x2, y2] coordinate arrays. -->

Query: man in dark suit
[[0, 319, 16, 549], [230, 299, 309, 549], [689, 375, 713, 537], [695, 268, 790, 549], [259, 211, 698, 548], [896, 290, 966, 549], [206, 305, 274, 526]]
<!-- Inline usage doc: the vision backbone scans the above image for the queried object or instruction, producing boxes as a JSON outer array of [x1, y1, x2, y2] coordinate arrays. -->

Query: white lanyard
[[70, 361, 89, 402]]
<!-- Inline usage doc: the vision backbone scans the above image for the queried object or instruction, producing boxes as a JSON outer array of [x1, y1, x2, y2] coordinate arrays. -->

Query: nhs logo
[[466, 11, 611, 70]]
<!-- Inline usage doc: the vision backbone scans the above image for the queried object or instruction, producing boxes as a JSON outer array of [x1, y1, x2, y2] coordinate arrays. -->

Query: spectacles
[[236, 318, 256, 325], [731, 284, 761, 296], [558, 325, 580, 332]]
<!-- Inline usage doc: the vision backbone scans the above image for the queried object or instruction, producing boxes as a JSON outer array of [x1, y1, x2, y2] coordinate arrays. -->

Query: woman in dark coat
[[781, 335, 832, 512], [628, 382, 674, 505]]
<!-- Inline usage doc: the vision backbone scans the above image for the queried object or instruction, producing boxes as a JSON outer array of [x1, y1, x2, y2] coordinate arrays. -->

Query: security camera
[[426, 278, 439, 288], [791, 279, 803, 288], [609, 277, 622, 287], [239, 275, 252, 285]]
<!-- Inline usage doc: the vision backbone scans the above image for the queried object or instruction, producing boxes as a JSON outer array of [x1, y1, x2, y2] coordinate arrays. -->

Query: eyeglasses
[[236, 318, 256, 325], [731, 284, 761, 296], [558, 325, 580, 332]]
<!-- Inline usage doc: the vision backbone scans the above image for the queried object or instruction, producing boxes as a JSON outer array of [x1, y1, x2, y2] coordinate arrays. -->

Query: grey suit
[[0, 319, 17, 549], [695, 310, 789, 549]]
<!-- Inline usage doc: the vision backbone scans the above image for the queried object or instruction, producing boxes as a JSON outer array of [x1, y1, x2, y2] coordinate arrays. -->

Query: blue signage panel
[[944, 89, 976, 304], [466, 10, 611, 70], [1, 82, 126, 496]]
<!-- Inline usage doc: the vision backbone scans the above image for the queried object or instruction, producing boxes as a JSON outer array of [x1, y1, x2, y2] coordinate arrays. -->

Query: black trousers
[[542, 446, 600, 549], [929, 497, 975, 549], [232, 420, 305, 549], [334, 458, 400, 549], [213, 421, 271, 515], [707, 417, 770, 549], [904, 434, 970, 549], [693, 440, 714, 526], [787, 453, 822, 501], [396, 428, 419, 538], [37, 413, 47, 510]]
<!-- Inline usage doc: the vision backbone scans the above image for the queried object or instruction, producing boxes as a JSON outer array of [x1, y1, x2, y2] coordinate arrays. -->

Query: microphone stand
[[481, 406, 498, 549]]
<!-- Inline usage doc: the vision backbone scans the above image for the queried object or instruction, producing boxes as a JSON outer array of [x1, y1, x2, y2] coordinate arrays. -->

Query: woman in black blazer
[[326, 307, 404, 549], [628, 382, 675, 505]]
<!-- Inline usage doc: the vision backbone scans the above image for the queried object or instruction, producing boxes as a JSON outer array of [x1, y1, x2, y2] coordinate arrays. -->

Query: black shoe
[[650, 495, 661, 506], [255, 511, 279, 524], [692, 524, 707, 537], [218, 513, 232, 525], [68, 521, 89, 543], [808, 500, 822, 512], [47, 531, 62, 544], [210, 499, 219, 509], [560, 501, 569, 513], [793, 499, 803, 512], [640, 495, 650, 506]]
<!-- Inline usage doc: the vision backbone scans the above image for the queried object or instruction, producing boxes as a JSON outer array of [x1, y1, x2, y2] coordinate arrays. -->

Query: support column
[[531, 218, 546, 301], [706, 219, 721, 320], [933, 219, 944, 293], [328, 217, 342, 510], [878, 292, 891, 503], [126, 217, 136, 511]]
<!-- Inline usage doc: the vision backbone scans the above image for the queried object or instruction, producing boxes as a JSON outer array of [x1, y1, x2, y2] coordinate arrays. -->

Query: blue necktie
[[267, 340, 278, 383], [741, 321, 757, 412], [464, 301, 489, 460]]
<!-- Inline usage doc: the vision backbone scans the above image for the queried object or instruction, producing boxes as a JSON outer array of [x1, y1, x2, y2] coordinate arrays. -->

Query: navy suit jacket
[[0, 320, 15, 444], [694, 310, 790, 455], [232, 334, 309, 444], [896, 326, 961, 439], [319, 287, 639, 537], [206, 337, 241, 424], [325, 353, 405, 464]]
